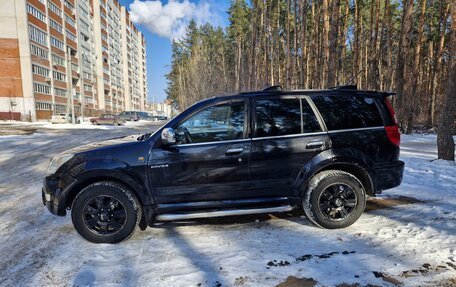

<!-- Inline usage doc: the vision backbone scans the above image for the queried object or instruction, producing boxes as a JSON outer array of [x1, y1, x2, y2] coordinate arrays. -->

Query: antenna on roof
[[262, 85, 282, 92]]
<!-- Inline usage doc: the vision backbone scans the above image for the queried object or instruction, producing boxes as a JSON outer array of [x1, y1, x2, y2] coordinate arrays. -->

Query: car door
[[249, 95, 330, 197], [99, 115, 108, 124], [149, 99, 251, 204]]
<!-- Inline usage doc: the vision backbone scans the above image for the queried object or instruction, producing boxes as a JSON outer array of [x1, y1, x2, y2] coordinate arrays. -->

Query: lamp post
[[66, 46, 75, 125]]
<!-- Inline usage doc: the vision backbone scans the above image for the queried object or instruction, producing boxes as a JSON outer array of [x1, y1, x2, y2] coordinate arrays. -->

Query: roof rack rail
[[262, 85, 282, 92], [328, 84, 357, 90]]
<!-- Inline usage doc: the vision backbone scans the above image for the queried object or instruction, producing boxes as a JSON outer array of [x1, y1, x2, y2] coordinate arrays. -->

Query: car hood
[[64, 134, 141, 154]]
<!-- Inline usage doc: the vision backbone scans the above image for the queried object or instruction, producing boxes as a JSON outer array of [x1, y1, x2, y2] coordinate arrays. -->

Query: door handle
[[306, 140, 324, 149], [225, 147, 244, 155]]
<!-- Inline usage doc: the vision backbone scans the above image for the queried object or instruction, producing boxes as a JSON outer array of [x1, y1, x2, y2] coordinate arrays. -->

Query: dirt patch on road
[[366, 195, 424, 212], [275, 276, 317, 287], [0, 126, 36, 136]]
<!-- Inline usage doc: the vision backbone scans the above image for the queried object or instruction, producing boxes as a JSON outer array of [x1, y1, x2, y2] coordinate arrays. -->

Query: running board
[[155, 205, 294, 221]]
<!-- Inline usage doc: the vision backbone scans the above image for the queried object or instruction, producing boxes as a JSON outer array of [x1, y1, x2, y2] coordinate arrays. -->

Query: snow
[[0, 129, 455, 286]]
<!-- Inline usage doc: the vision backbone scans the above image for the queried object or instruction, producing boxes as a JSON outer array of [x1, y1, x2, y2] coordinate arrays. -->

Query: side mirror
[[161, 127, 176, 145]]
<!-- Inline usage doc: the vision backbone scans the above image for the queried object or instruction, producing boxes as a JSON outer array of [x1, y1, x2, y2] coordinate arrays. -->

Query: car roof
[[199, 85, 394, 103]]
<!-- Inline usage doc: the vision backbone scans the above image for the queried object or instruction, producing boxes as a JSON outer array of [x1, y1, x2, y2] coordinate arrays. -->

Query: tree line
[[166, 0, 455, 160]]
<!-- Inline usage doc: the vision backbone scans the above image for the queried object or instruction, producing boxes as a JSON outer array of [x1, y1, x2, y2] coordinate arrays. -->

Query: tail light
[[385, 125, 400, 146], [384, 98, 400, 146]]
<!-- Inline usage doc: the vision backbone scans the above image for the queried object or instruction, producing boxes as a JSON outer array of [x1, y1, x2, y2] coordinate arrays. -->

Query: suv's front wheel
[[303, 170, 366, 229], [71, 181, 141, 243]]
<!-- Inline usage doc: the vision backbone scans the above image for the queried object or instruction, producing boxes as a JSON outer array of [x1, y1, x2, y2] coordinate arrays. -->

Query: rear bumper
[[372, 160, 404, 193]]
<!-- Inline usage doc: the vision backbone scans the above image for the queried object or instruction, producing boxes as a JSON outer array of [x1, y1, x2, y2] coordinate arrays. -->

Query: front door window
[[175, 101, 245, 144]]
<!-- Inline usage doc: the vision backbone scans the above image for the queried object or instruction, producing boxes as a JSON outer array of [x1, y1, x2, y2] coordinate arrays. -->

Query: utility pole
[[66, 46, 75, 124]]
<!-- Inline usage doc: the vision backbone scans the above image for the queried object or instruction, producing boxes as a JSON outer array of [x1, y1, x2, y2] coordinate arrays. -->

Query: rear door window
[[311, 95, 383, 130], [254, 98, 321, 137]]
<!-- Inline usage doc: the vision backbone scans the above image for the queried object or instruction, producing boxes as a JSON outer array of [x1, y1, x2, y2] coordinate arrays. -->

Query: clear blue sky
[[118, 0, 231, 103]]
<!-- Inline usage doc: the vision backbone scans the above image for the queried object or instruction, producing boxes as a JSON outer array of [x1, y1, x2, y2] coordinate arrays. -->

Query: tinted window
[[175, 101, 245, 144], [255, 99, 321, 137], [312, 95, 383, 130], [302, 100, 323, 133]]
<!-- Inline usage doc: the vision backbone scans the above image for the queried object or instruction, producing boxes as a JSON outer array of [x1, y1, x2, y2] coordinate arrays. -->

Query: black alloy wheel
[[82, 195, 127, 236], [317, 183, 357, 221]]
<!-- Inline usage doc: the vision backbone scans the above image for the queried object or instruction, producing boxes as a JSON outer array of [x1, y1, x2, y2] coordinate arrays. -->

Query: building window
[[65, 14, 75, 27], [80, 19, 89, 30], [83, 72, 91, 80], [84, 84, 92, 92], [82, 58, 91, 68], [36, 102, 52, 111], [32, 64, 49, 77], [54, 88, 67, 97], [30, 44, 48, 59], [33, 83, 50, 94], [52, 54, 65, 66], [53, 71, 66, 82], [64, 0, 74, 10], [27, 4, 46, 22], [85, 96, 94, 104], [50, 36, 64, 50], [48, 1, 62, 17], [71, 63, 79, 72], [29, 25, 47, 46], [49, 18, 62, 33], [55, 104, 67, 113], [79, 5, 89, 18], [66, 30, 77, 42]]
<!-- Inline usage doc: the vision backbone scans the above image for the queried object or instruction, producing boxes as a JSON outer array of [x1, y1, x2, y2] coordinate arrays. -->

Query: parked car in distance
[[42, 85, 404, 243], [118, 111, 140, 121], [90, 114, 125, 126], [137, 112, 155, 121], [51, 113, 80, 124], [153, 115, 168, 121]]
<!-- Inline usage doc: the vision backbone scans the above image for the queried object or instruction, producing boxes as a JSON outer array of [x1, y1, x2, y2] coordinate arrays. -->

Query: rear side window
[[255, 98, 321, 137], [312, 95, 383, 130]]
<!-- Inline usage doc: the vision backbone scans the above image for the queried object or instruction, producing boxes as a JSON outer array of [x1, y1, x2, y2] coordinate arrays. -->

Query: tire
[[71, 181, 142, 243], [303, 170, 366, 229], [130, 117, 135, 122]]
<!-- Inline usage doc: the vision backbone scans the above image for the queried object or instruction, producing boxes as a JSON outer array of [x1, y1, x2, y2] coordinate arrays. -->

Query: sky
[[118, 0, 231, 103]]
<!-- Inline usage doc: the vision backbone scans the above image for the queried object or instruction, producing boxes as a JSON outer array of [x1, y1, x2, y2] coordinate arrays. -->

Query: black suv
[[42, 86, 404, 243]]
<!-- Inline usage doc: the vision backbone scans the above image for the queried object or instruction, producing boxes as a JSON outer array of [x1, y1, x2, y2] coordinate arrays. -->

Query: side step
[[155, 205, 294, 221]]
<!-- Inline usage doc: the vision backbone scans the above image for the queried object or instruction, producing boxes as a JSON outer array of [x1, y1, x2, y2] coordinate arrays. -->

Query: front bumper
[[42, 175, 77, 216], [372, 160, 405, 193]]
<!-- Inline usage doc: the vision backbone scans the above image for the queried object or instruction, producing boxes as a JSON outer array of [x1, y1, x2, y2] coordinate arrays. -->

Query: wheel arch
[[316, 163, 374, 196], [295, 150, 375, 197]]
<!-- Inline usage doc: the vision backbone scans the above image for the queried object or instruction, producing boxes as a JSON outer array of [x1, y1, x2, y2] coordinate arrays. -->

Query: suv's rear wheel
[[303, 170, 366, 229], [71, 181, 141, 243]]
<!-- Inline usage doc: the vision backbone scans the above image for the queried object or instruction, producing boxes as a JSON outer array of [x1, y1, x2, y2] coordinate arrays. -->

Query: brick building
[[0, 0, 148, 121]]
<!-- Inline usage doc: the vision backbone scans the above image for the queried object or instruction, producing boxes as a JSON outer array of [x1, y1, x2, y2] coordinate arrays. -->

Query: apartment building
[[0, 0, 147, 121]]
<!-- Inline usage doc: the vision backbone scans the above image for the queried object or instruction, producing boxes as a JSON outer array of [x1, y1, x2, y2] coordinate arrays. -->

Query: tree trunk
[[322, 0, 330, 88], [395, 0, 414, 131], [431, 2, 450, 126], [437, 0, 456, 161], [328, 0, 339, 87]]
